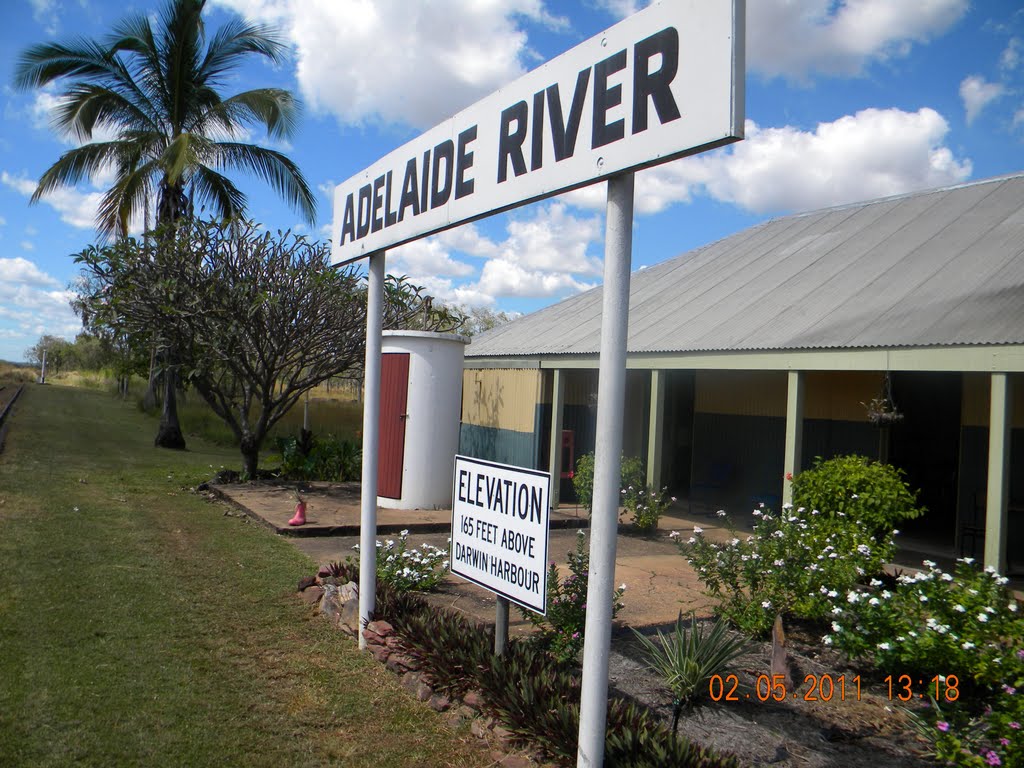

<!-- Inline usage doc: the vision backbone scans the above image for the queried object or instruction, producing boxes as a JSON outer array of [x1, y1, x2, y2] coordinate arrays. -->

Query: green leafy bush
[[519, 530, 625, 662], [675, 506, 894, 636], [573, 451, 645, 513], [790, 455, 924, 541], [632, 612, 751, 721], [824, 559, 1023, 767], [276, 433, 361, 481], [824, 559, 1022, 687]]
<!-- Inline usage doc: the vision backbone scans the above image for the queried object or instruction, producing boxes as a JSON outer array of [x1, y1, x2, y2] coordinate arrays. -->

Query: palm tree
[[15, 0, 317, 449]]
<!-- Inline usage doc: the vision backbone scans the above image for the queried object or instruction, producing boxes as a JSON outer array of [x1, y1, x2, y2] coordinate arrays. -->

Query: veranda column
[[547, 368, 565, 508], [646, 369, 665, 491], [984, 373, 1012, 573], [782, 370, 805, 506]]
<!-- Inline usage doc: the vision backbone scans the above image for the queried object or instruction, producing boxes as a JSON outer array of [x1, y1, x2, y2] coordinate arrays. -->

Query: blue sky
[[1, 0, 1022, 362]]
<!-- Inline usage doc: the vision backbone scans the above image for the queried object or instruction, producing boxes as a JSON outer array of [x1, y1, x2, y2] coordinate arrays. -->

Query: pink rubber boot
[[288, 500, 307, 526]]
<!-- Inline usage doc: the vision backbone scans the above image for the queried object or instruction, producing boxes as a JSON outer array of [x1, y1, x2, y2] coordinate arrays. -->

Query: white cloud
[[2, 171, 102, 230], [30, 0, 60, 35], [474, 257, 595, 299], [0, 257, 60, 288], [389, 237, 476, 279], [747, 0, 968, 82], [1001, 37, 1022, 71], [566, 108, 971, 216], [593, 0, 642, 17], [497, 203, 603, 276], [0, 256, 80, 358], [1015, 109, 1024, 128], [960, 75, 1005, 125], [208, 0, 566, 128], [20, 241, 35, 252]]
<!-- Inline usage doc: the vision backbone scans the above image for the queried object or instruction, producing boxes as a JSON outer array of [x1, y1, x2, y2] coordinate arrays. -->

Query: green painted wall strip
[[548, 369, 565, 507], [647, 369, 665, 490]]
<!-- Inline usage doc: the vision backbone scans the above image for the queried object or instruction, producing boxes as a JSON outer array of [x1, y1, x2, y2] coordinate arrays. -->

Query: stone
[[443, 705, 476, 728], [462, 690, 485, 710], [319, 585, 343, 625], [498, 754, 534, 768], [298, 585, 324, 607], [369, 645, 391, 664], [386, 653, 417, 674], [401, 672, 422, 695], [471, 717, 494, 740], [366, 620, 394, 637], [339, 599, 360, 635], [297, 575, 318, 591], [415, 681, 433, 702], [491, 724, 515, 747], [338, 581, 358, 602], [428, 693, 451, 712], [362, 627, 384, 646], [384, 635, 403, 650]]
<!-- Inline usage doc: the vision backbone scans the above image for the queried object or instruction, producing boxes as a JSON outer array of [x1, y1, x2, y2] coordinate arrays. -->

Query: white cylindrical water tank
[[377, 330, 469, 510]]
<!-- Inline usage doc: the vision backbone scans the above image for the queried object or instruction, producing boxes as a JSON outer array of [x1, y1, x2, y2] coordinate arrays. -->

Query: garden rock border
[[298, 580, 548, 767]]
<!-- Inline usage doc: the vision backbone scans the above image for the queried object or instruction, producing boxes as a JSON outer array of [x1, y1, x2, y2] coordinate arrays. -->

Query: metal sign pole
[[358, 251, 385, 649], [495, 596, 510, 656], [576, 172, 634, 768]]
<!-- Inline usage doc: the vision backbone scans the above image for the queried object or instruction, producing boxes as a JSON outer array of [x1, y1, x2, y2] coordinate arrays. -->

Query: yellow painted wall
[[461, 368, 541, 433], [695, 370, 787, 417], [961, 373, 1024, 428], [805, 371, 885, 421]]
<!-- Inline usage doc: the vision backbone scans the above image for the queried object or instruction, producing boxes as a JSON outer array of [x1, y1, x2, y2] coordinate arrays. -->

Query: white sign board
[[450, 455, 550, 614], [331, 0, 744, 263]]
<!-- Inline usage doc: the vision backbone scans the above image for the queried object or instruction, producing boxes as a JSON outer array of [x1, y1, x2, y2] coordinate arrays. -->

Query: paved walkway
[[212, 481, 1024, 632]]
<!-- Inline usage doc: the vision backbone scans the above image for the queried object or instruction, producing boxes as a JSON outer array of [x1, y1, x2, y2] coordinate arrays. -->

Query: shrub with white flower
[[351, 530, 449, 593], [675, 504, 894, 635], [824, 558, 1024, 767], [622, 484, 676, 532]]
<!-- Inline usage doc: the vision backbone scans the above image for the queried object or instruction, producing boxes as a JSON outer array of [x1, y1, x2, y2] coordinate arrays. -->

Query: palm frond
[[96, 159, 157, 238], [213, 142, 317, 224], [53, 83, 157, 142], [32, 142, 127, 202], [13, 39, 116, 90], [203, 89, 300, 141], [199, 17, 287, 84], [190, 165, 246, 221]]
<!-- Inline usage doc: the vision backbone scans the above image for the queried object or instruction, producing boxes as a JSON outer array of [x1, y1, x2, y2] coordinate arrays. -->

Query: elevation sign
[[331, 0, 744, 263], [450, 456, 550, 614]]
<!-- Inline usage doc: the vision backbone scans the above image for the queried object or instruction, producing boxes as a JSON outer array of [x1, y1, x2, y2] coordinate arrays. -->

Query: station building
[[458, 172, 1024, 574]]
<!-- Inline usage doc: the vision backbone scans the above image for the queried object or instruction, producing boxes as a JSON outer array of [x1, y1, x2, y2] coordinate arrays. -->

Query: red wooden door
[[378, 353, 410, 499]]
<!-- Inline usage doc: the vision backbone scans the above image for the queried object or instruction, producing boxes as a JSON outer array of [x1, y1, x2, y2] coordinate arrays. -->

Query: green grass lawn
[[0, 384, 484, 767]]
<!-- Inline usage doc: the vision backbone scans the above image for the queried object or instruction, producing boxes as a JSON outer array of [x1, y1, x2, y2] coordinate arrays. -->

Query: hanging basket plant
[[862, 373, 904, 426]]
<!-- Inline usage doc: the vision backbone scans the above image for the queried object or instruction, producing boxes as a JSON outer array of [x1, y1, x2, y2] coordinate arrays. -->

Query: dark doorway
[[661, 370, 696, 496], [888, 372, 962, 545]]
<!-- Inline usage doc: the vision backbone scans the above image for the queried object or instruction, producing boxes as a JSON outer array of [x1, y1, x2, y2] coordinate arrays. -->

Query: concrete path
[[213, 481, 722, 630]]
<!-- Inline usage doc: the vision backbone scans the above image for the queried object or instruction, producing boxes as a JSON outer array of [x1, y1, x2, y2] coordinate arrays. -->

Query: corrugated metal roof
[[467, 172, 1024, 358]]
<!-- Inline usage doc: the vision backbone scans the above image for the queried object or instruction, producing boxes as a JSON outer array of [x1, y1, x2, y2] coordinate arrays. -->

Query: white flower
[[400, 529, 409, 537], [941, 573, 954, 581], [823, 635, 833, 645], [693, 526, 703, 534], [869, 597, 880, 606], [851, 494, 859, 499], [977, 613, 989, 623], [762, 600, 772, 609], [577, 529, 586, 537], [881, 590, 892, 599], [669, 530, 680, 539], [1010, 601, 1018, 613], [962, 641, 976, 650], [877, 642, 891, 651], [869, 579, 883, 587], [619, 583, 627, 592], [716, 510, 727, 517], [960, 557, 974, 565], [831, 606, 843, 615], [832, 621, 842, 632], [687, 537, 696, 544], [773, 559, 785, 567], [919, 595, 928, 602], [828, 590, 838, 598], [953, 603, 966, 613], [847, 591, 860, 604]]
